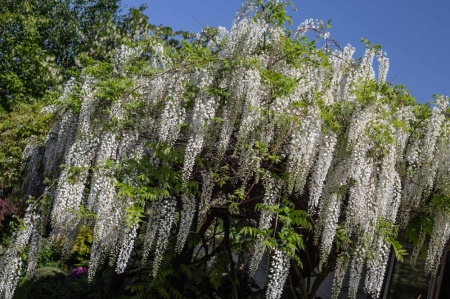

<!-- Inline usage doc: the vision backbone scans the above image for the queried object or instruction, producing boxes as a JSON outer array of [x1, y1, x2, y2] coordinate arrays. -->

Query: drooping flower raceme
[[1, 3, 450, 299]]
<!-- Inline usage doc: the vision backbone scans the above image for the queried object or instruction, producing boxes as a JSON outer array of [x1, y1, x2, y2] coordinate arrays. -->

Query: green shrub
[[24, 267, 90, 299]]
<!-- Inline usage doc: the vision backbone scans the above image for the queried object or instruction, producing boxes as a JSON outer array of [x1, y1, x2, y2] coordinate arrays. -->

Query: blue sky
[[123, 0, 450, 103]]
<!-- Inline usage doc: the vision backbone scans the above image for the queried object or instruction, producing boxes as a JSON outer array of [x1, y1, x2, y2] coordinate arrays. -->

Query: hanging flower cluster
[[249, 173, 280, 276], [0, 206, 42, 299], [1, 1, 450, 299], [266, 249, 290, 299]]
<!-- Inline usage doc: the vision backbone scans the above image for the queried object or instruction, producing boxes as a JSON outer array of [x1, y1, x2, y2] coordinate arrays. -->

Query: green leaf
[[388, 237, 408, 262]]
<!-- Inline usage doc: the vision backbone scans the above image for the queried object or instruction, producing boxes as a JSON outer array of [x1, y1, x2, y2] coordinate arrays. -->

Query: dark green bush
[[25, 267, 90, 299]]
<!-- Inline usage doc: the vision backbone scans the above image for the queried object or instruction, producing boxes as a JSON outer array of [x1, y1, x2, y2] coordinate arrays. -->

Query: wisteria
[[1, 1, 450, 299], [176, 194, 196, 253], [249, 173, 280, 277], [266, 249, 290, 299], [332, 255, 349, 299], [115, 223, 139, 274], [152, 198, 176, 276], [425, 210, 450, 275], [0, 206, 41, 298]]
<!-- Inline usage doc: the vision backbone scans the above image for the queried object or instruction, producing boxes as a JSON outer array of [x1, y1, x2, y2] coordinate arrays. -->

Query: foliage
[[0, 100, 54, 190], [12, 267, 89, 299], [0, 0, 150, 111], [0, 1, 58, 111], [70, 226, 93, 267], [0, 99, 55, 234]]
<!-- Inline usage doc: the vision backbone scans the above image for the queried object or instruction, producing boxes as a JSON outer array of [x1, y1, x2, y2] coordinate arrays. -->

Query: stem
[[222, 215, 239, 299], [288, 271, 300, 299]]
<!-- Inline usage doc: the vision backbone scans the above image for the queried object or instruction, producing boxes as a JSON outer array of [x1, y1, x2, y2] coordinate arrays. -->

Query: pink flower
[[69, 267, 88, 280]]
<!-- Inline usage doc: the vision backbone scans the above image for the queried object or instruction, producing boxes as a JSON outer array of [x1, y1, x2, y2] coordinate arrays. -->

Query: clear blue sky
[[123, 0, 450, 103]]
